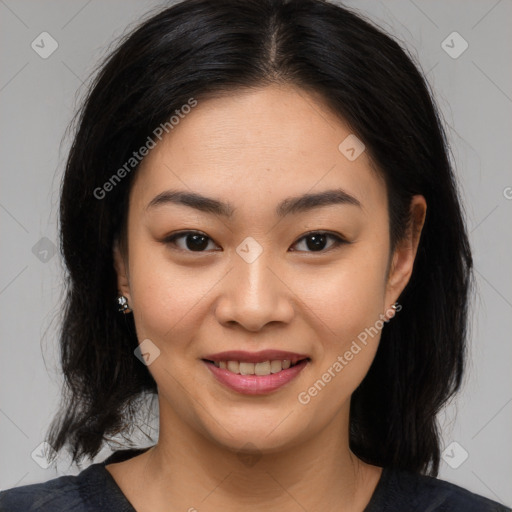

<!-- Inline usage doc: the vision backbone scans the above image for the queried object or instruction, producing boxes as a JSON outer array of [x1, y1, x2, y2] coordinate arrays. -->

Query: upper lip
[[202, 350, 310, 365]]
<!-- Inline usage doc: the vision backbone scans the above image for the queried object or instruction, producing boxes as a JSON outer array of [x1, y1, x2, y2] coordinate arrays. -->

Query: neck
[[132, 399, 381, 512]]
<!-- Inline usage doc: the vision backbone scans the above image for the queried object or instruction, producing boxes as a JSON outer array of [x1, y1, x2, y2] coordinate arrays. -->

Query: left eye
[[291, 232, 346, 252], [164, 231, 347, 253]]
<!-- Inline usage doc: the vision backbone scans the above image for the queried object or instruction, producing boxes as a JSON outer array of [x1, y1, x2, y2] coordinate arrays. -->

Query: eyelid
[[163, 229, 349, 254], [163, 230, 219, 252], [291, 230, 349, 252]]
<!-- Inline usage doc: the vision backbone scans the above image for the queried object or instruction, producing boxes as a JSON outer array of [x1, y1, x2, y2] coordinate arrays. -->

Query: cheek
[[127, 243, 213, 347], [298, 252, 389, 344], [294, 255, 389, 415]]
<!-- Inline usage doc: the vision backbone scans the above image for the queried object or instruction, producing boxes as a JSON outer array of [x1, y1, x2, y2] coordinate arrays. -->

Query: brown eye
[[163, 230, 347, 254], [164, 231, 218, 252], [290, 232, 347, 253]]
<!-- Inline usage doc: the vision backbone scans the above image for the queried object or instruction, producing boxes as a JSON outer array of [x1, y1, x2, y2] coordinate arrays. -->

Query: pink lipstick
[[202, 350, 310, 395]]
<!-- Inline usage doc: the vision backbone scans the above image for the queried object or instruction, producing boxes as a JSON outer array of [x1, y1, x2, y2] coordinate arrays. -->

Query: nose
[[214, 247, 295, 332]]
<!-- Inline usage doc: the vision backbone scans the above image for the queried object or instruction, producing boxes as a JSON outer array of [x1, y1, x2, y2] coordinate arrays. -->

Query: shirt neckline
[[363, 464, 393, 510], [93, 446, 391, 510]]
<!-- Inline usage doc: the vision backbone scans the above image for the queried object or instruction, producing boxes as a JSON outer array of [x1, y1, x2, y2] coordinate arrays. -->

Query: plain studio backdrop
[[0, 0, 511, 506]]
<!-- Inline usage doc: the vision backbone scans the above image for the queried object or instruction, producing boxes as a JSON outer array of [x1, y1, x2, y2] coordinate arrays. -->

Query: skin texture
[[108, 83, 426, 512]]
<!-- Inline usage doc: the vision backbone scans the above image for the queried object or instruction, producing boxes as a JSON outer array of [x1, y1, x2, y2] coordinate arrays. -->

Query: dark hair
[[47, 0, 473, 475]]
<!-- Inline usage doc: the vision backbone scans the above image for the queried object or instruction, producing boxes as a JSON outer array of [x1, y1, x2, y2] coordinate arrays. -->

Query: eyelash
[[162, 230, 348, 254]]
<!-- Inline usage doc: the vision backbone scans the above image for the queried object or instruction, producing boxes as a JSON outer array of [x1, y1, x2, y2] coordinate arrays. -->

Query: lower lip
[[203, 359, 309, 395]]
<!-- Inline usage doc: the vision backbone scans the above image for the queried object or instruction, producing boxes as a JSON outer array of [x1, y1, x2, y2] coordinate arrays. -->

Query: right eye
[[163, 231, 220, 252]]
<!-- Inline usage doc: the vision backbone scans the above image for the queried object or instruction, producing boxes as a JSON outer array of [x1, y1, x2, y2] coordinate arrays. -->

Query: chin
[[198, 409, 310, 456]]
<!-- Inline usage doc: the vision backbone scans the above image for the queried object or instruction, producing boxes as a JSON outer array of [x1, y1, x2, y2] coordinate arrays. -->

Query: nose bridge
[[215, 237, 294, 330], [235, 235, 279, 299]]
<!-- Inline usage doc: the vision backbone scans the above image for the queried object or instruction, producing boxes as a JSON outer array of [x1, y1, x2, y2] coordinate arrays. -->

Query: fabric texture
[[1, 447, 510, 511]]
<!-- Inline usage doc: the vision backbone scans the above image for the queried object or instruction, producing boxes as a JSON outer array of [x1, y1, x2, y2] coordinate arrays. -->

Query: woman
[[1, 0, 509, 510]]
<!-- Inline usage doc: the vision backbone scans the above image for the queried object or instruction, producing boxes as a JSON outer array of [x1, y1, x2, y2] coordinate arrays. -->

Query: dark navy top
[[0, 447, 510, 511]]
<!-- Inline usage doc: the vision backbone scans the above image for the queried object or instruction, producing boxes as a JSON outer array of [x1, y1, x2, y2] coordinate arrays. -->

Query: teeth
[[255, 361, 271, 375], [212, 359, 298, 375], [270, 360, 282, 373], [239, 362, 255, 375], [227, 361, 239, 373]]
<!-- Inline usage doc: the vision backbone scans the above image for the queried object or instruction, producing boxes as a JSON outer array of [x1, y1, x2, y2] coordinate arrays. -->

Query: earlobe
[[386, 195, 427, 302], [112, 238, 131, 300]]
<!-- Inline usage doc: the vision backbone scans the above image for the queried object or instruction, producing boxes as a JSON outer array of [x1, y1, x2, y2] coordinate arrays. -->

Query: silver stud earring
[[389, 302, 400, 319], [117, 295, 132, 314]]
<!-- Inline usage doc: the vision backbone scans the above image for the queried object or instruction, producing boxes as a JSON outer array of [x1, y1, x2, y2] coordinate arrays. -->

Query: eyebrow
[[145, 187, 362, 218]]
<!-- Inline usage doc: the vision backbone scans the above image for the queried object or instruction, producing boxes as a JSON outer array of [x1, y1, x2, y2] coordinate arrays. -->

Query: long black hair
[[47, 0, 473, 475]]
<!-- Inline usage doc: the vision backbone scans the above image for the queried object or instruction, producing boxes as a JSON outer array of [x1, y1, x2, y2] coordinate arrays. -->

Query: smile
[[207, 359, 303, 375], [202, 357, 310, 395]]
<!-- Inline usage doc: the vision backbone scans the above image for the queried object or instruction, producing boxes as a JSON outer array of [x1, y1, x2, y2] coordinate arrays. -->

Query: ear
[[385, 195, 427, 305], [113, 238, 131, 300]]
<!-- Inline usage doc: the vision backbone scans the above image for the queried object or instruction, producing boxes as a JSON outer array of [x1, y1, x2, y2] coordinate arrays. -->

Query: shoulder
[[372, 467, 511, 511], [0, 448, 148, 512], [0, 463, 111, 512], [0, 473, 84, 511], [0, 448, 149, 512]]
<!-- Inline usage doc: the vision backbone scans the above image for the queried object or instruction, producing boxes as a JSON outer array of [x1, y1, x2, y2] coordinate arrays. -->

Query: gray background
[[1, 0, 511, 505]]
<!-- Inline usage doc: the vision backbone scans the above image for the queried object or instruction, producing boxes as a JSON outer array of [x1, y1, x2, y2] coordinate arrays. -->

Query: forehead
[[129, 84, 387, 218]]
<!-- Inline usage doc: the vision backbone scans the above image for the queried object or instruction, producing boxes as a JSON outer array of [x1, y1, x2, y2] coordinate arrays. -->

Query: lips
[[201, 350, 311, 395]]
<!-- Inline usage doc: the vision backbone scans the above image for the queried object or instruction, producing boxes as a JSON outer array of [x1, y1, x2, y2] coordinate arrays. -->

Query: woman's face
[[114, 84, 424, 454]]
